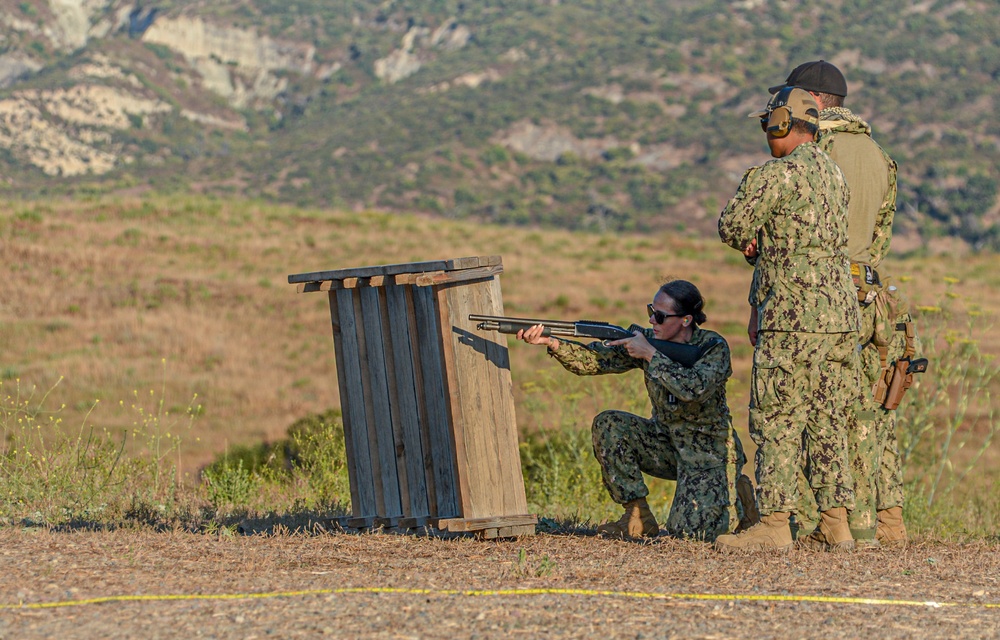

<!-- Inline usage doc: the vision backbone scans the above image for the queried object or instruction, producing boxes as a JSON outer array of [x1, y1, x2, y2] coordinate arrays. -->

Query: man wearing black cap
[[716, 87, 861, 553], [770, 60, 909, 550]]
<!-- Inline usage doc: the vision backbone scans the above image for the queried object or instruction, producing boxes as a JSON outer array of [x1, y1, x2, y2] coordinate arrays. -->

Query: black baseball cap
[[768, 60, 848, 97]]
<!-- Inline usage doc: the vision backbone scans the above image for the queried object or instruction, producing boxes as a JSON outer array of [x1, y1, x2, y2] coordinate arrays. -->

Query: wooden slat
[[414, 264, 504, 287], [385, 283, 430, 519], [351, 289, 387, 517], [436, 515, 538, 533], [298, 281, 337, 293], [346, 516, 377, 529], [359, 286, 402, 518], [396, 516, 433, 529], [405, 287, 437, 518], [373, 516, 403, 529], [288, 255, 501, 284], [378, 286, 411, 518], [444, 281, 493, 518], [412, 285, 459, 518], [478, 277, 528, 517], [436, 284, 474, 518], [478, 524, 537, 540], [331, 288, 377, 518], [441, 276, 529, 519]]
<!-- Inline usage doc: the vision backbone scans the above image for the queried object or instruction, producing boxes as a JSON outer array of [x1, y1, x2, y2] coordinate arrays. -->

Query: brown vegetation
[[1, 196, 997, 482]]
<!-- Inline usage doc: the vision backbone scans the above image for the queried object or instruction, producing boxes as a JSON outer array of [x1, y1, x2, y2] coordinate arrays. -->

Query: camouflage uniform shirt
[[719, 141, 859, 334], [548, 326, 732, 430]]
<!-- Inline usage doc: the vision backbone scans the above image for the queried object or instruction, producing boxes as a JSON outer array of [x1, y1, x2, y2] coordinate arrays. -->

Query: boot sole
[[795, 539, 857, 552]]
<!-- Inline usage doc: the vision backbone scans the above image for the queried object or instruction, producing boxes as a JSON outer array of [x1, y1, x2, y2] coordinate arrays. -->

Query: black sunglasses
[[647, 303, 685, 324]]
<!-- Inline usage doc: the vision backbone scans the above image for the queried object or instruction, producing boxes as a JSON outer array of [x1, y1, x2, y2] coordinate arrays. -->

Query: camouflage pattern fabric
[[719, 141, 859, 335], [750, 331, 859, 515], [847, 303, 882, 536], [548, 327, 746, 541], [720, 141, 860, 517], [803, 308, 913, 534], [793, 303, 880, 537]]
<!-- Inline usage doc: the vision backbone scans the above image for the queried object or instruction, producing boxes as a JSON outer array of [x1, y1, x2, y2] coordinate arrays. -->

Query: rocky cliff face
[[374, 19, 471, 84], [141, 15, 316, 108], [0, 3, 476, 178], [0, 56, 170, 176], [0, 1, 331, 176]]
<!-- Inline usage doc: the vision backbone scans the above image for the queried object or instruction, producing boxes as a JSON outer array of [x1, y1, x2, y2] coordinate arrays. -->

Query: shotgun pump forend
[[468, 314, 708, 368]]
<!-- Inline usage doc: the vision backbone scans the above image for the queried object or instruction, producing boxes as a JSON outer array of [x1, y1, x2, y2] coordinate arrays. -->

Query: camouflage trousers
[[591, 410, 746, 541], [750, 331, 858, 516], [794, 310, 909, 537]]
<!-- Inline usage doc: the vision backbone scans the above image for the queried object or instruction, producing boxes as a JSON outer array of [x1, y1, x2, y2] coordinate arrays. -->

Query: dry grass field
[[3, 196, 996, 476]]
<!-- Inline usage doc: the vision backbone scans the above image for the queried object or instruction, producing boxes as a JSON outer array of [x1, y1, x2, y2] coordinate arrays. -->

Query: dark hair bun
[[659, 280, 707, 326]]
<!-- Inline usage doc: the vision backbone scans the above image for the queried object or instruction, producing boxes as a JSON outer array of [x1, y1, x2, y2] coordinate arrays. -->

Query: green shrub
[[200, 409, 351, 513], [203, 459, 261, 510], [0, 378, 196, 525]]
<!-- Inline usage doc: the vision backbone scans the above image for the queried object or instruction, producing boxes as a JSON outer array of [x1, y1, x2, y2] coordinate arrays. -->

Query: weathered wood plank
[[440, 276, 528, 519], [331, 288, 377, 519], [436, 515, 538, 533], [384, 283, 430, 519], [396, 516, 433, 530], [345, 516, 377, 529], [477, 277, 529, 517], [359, 286, 402, 518], [288, 255, 501, 284], [477, 524, 537, 540], [350, 289, 387, 517], [436, 284, 474, 518], [414, 264, 504, 287], [412, 285, 459, 518]]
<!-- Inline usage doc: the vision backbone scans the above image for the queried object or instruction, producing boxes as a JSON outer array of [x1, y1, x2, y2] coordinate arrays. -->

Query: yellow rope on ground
[[2, 587, 998, 611]]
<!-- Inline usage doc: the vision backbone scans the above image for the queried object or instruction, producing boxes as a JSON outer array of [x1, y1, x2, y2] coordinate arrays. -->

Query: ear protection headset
[[756, 86, 819, 138], [762, 106, 793, 138]]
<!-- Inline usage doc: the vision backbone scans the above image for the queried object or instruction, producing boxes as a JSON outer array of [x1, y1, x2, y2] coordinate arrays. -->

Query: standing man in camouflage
[[715, 87, 861, 552], [517, 280, 754, 542], [770, 60, 908, 548]]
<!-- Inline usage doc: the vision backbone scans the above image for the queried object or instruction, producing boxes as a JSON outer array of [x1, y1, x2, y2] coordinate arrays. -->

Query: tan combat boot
[[735, 474, 760, 533], [876, 506, 908, 548], [714, 511, 793, 552], [596, 497, 659, 539], [799, 507, 855, 552]]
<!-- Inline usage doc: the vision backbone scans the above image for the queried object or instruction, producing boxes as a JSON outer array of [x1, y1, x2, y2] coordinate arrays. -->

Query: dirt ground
[[1, 526, 998, 639]]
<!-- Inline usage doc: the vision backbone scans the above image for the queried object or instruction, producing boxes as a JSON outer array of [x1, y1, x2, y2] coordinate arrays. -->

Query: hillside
[[1, 0, 999, 249]]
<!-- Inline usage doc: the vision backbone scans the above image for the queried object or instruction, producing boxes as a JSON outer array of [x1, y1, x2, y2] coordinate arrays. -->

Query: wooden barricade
[[287, 255, 536, 538]]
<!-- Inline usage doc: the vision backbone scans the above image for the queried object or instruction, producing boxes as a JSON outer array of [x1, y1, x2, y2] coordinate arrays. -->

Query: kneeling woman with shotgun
[[518, 279, 757, 541]]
